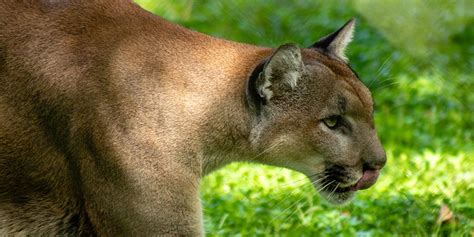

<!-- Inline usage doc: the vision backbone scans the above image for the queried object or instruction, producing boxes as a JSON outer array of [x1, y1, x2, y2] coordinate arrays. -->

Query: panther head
[[249, 19, 386, 204]]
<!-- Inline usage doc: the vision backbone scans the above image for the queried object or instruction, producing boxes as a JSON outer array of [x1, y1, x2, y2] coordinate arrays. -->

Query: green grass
[[135, 0, 473, 235], [201, 150, 474, 236]]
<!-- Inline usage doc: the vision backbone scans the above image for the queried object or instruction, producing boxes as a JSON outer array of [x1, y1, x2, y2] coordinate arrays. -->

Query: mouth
[[350, 168, 380, 191], [312, 177, 354, 205], [312, 168, 381, 204], [321, 181, 354, 193]]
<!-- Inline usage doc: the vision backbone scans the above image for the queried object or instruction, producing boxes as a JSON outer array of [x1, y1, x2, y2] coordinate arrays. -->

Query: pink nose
[[351, 169, 380, 191]]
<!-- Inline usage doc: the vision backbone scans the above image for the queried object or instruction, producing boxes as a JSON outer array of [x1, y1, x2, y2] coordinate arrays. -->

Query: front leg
[[75, 133, 203, 236]]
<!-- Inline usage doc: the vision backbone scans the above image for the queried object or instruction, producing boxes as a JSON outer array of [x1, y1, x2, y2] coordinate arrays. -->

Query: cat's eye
[[323, 116, 342, 129]]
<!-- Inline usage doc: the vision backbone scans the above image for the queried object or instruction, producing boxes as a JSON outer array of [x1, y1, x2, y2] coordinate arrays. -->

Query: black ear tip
[[346, 18, 356, 26]]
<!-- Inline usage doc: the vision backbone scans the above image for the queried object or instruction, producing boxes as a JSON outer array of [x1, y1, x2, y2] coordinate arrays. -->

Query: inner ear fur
[[256, 43, 304, 102]]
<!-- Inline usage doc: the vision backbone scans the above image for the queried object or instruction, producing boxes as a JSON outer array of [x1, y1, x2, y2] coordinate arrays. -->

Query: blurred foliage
[[355, 0, 474, 66], [135, 0, 473, 235]]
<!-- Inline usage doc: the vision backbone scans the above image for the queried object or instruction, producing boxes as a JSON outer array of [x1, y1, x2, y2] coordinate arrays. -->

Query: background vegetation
[[136, 0, 473, 236]]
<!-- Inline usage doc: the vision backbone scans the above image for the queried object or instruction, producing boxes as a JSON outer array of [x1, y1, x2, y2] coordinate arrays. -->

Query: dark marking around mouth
[[319, 165, 354, 193]]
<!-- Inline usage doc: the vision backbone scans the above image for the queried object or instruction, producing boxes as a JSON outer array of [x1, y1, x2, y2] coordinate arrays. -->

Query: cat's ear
[[310, 18, 355, 62], [256, 44, 304, 101]]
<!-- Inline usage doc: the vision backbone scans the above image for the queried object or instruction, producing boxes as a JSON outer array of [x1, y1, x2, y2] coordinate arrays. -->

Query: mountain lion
[[0, 1, 386, 236]]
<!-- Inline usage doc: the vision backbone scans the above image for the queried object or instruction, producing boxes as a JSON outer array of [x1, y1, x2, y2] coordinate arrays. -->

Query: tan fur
[[0, 1, 385, 236]]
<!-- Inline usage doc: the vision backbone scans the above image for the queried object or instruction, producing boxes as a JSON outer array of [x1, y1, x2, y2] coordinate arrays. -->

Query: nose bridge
[[362, 130, 386, 169]]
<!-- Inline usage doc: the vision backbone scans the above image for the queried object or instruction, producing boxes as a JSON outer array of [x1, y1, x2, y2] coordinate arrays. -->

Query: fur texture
[[0, 1, 385, 236]]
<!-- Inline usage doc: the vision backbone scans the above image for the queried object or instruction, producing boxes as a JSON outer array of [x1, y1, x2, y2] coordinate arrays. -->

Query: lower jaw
[[320, 191, 355, 205]]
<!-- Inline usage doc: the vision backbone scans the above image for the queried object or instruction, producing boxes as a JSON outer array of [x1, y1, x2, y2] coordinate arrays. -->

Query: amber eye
[[323, 116, 341, 129]]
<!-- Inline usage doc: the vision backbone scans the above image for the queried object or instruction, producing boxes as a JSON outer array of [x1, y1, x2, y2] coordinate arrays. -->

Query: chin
[[319, 189, 355, 205], [311, 181, 356, 205]]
